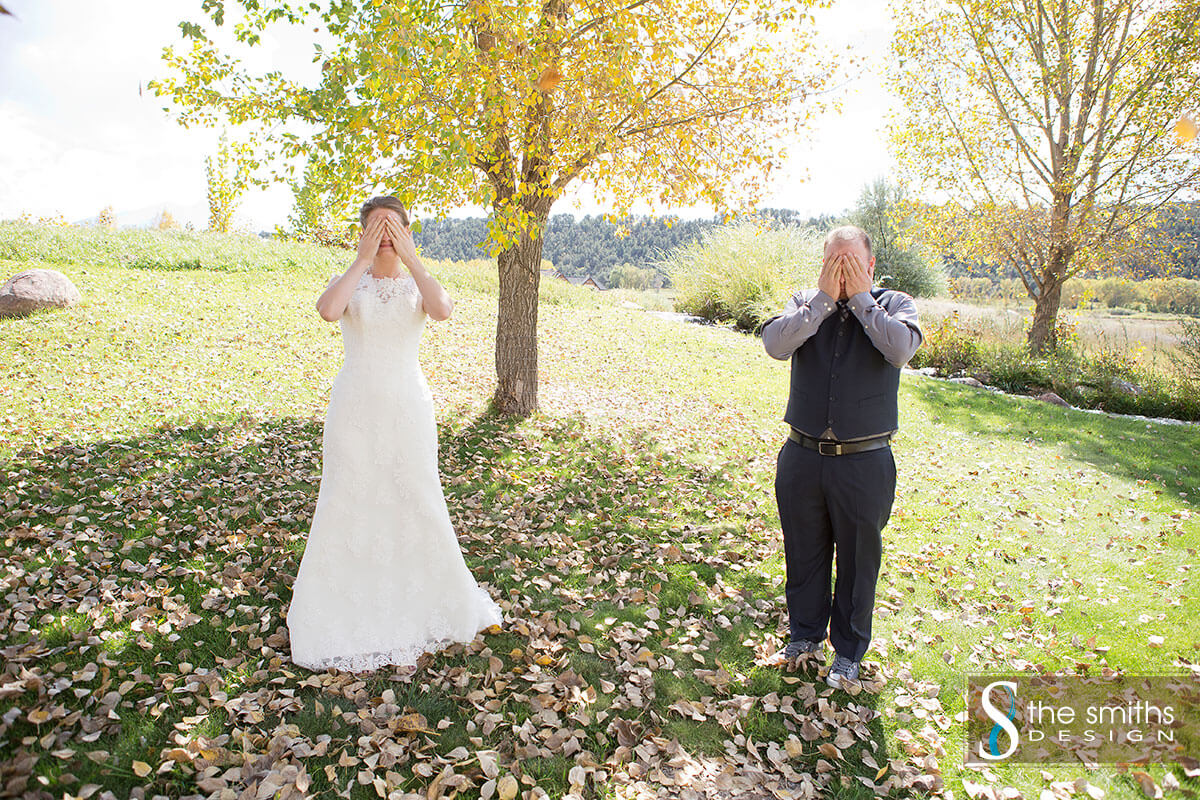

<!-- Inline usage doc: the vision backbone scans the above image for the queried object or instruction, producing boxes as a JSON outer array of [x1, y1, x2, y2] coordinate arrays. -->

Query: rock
[[0, 269, 82, 318], [1113, 378, 1141, 395], [1037, 391, 1070, 408], [950, 376, 985, 388], [914, 367, 939, 377]]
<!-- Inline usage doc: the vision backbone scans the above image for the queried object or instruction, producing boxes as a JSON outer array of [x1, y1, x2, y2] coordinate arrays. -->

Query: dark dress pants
[[775, 438, 896, 662]]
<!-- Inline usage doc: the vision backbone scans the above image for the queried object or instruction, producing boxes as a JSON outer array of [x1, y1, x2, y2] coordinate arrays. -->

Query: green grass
[[0, 221, 348, 273], [1, 222, 1198, 799]]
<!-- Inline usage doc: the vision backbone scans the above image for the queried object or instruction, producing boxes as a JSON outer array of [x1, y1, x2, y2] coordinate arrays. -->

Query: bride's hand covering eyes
[[357, 215, 385, 262], [387, 217, 417, 264]]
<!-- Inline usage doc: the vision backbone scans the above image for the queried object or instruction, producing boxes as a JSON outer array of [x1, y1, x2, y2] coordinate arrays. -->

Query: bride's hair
[[360, 196, 409, 228]]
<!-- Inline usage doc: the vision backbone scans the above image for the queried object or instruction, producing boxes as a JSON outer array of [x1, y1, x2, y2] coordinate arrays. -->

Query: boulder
[[1037, 391, 1070, 408], [1112, 378, 1141, 396], [950, 376, 985, 388], [0, 269, 82, 318]]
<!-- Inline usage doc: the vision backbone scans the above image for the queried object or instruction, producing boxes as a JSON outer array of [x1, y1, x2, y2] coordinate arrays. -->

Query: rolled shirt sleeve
[[761, 289, 838, 360], [845, 291, 923, 367]]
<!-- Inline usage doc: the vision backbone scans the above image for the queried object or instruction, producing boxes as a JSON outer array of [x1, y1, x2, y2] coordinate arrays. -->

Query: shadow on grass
[[907, 378, 1200, 509], [0, 409, 901, 798]]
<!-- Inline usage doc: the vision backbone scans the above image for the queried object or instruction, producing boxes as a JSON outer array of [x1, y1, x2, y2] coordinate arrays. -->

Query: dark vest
[[785, 288, 901, 440]]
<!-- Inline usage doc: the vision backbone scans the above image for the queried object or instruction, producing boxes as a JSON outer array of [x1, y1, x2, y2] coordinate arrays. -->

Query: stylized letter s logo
[[978, 680, 1019, 760]]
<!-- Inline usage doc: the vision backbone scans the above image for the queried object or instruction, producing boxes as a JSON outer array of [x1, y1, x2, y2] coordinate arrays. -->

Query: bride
[[287, 195, 501, 672]]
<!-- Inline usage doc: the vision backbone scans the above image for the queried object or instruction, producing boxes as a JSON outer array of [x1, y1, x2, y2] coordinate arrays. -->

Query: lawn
[[1, 224, 1198, 799]]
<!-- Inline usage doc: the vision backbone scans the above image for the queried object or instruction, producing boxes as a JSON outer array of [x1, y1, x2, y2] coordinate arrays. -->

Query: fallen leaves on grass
[[0, 414, 944, 800]]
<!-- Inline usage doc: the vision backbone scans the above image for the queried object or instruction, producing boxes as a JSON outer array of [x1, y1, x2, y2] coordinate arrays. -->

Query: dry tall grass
[[915, 298, 1185, 374]]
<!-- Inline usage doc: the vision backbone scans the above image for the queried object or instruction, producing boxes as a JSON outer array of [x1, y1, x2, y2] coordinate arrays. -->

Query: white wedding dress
[[287, 270, 501, 672]]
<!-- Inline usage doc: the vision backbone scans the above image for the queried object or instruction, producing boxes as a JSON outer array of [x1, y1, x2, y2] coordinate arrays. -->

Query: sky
[[0, 0, 897, 230]]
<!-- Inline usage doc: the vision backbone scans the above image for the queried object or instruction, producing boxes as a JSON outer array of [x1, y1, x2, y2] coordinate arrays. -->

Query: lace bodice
[[339, 271, 426, 369]]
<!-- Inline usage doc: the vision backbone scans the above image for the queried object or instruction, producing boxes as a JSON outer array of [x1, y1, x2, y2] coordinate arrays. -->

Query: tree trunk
[[1027, 275, 1063, 354], [1028, 198, 1075, 354], [493, 221, 546, 417]]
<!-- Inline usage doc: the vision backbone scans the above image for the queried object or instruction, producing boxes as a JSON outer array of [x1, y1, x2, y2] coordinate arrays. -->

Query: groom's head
[[823, 225, 875, 299], [823, 225, 873, 262]]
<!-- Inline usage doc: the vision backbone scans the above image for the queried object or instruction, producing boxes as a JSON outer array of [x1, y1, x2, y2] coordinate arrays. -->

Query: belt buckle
[[818, 440, 842, 456]]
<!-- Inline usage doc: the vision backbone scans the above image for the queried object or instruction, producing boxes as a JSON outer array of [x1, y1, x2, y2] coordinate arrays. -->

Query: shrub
[[952, 274, 1200, 315], [875, 250, 945, 298], [608, 263, 659, 290], [206, 133, 254, 234], [1091, 277, 1139, 309], [908, 312, 984, 374], [155, 210, 181, 231], [1172, 316, 1200, 388], [949, 276, 1026, 302], [1071, 348, 1194, 417], [1142, 278, 1200, 315], [664, 222, 823, 331], [913, 309, 1200, 420], [949, 276, 992, 300], [980, 345, 1063, 394], [286, 155, 355, 248]]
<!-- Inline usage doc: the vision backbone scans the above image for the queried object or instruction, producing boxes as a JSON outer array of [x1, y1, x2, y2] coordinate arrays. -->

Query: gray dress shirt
[[762, 289, 922, 367]]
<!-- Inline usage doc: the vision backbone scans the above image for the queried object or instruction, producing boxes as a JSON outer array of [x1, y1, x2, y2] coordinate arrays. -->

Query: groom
[[760, 225, 922, 689]]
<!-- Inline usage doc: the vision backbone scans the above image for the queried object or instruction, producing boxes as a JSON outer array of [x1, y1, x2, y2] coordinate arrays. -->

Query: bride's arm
[[316, 217, 382, 322], [391, 218, 454, 321]]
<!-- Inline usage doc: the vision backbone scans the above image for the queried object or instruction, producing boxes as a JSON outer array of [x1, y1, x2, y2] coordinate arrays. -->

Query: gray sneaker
[[774, 638, 824, 663], [826, 654, 861, 689]]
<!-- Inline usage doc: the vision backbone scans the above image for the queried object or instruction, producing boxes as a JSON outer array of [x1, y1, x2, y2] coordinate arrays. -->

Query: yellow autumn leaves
[[535, 65, 562, 92], [1177, 113, 1198, 144]]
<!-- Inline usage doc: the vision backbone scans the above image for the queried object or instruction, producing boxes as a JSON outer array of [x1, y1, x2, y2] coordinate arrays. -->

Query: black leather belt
[[788, 428, 892, 456]]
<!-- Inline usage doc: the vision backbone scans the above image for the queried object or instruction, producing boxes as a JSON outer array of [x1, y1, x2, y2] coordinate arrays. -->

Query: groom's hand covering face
[[842, 251, 873, 297], [822, 239, 875, 300], [818, 253, 842, 299]]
